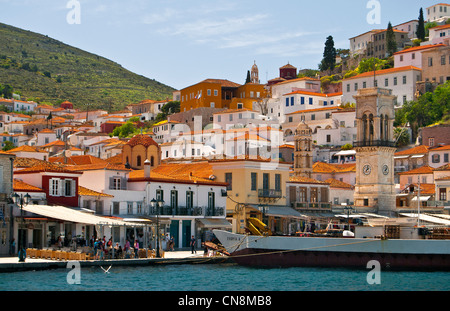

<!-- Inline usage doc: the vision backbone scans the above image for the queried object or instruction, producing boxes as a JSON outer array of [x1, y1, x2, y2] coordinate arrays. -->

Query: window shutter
[[71, 179, 76, 197], [120, 177, 127, 190], [109, 177, 114, 190], [58, 179, 64, 197]]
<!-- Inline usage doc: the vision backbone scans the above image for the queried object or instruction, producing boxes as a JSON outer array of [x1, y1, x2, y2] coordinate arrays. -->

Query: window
[[291, 97, 294, 106], [412, 53, 415, 60], [400, 55, 404, 62], [156, 189, 164, 202], [251, 172, 257, 191], [288, 116, 293, 123], [65, 179, 75, 196], [354, 83, 358, 91], [111, 176, 124, 190], [170, 190, 178, 211], [428, 57, 433, 67], [393, 77, 397, 85], [137, 202, 142, 214], [441, 55, 446, 65], [275, 174, 281, 191], [429, 137, 435, 147], [286, 98, 289, 107], [444, 153, 449, 163], [225, 173, 232, 191], [50, 179, 60, 196], [113, 202, 120, 214], [301, 97, 305, 105], [403, 76, 407, 84], [127, 202, 133, 214], [137, 156, 142, 167], [432, 154, 440, 163], [186, 191, 193, 209], [327, 135, 331, 143], [208, 192, 215, 212], [214, 90, 218, 96], [440, 188, 447, 201], [309, 98, 313, 105], [347, 84, 350, 92], [311, 114, 315, 121], [263, 173, 270, 190], [385, 78, 389, 87], [363, 81, 367, 88]]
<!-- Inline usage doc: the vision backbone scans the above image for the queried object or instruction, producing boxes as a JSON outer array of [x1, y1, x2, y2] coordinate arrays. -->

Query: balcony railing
[[292, 202, 332, 210], [148, 206, 225, 217], [353, 140, 396, 148], [258, 189, 282, 199]]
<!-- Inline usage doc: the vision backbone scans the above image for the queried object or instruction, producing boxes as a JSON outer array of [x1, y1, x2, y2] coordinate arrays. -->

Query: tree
[[320, 36, 337, 74], [112, 121, 137, 138], [386, 22, 397, 57], [245, 70, 251, 84], [2, 141, 15, 151], [394, 127, 410, 147], [416, 8, 426, 41]]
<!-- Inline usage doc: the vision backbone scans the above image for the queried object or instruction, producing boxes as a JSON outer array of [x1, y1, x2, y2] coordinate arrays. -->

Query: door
[[170, 220, 179, 249], [183, 220, 191, 248]]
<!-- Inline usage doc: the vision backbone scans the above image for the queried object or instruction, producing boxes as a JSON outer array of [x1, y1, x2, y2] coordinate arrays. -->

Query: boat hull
[[213, 230, 450, 270]]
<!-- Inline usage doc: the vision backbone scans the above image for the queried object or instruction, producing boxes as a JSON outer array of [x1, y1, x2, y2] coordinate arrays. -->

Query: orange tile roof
[[105, 153, 124, 165], [430, 24, 450, 31], [7, 145, 47, 153], [289, 176, 328, 184], [404, 183, 436, 195], [14, 161, 82, 175], [13, 179, 44, 192], [324, 178, 354, 189], [398, 165, 434, 175], [435, 163, 450, 171], [313, 162, 356, 174], [394, 44, 446, 55], [431, 144, 450, 151], [126, 134, 159, 148], [286, 106, 341, 116], [64, 162, 130, 172], [49, 155, 107, 166], [200, 79, 241, 88], [275, 77, 320, 85], [40, 140, 65, 148], [128, 161, 228, 186], [78, 186, 114, 197], [228, 133, 270, 142], [395, 145, 429, 156], [284, 91, 342, 97], [344, 66, 421, 81]]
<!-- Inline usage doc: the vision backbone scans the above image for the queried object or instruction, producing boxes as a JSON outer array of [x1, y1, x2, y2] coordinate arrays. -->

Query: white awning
[[333, 150, 356, 157], [23, 204, 145, 227], [410, 155, 425, 159], [411, 196, 431, 202], [400, 213, 450, 225], [394, 156, 409, 159], [197, 218, 232, 228]]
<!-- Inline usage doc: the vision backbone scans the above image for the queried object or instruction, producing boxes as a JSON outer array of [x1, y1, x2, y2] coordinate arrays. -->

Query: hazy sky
[[0, 0, 441, 91]]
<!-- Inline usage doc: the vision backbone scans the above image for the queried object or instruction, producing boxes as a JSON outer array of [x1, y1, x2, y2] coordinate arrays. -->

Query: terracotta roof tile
[[126, 134, 159, 148], [78, 186, 114, 197], [313, 162, 356, 173], [289, 176, 328, 184], [49, 155, 107, 166], [395, 145, 429, 156], [324, 178, 354, 189], [398, 165, 434, 175], [13, 179, 44, 192], [344, 66, 421, 81], [14, 161, 82, 175]]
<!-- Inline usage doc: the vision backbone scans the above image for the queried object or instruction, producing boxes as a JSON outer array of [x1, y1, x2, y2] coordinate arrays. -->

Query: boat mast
[[417, 175, 421, 227]]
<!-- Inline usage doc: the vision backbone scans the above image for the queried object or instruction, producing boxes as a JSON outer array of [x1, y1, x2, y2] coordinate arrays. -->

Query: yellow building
[[209, 157, 293, 234], [180, 79, 267, 112]]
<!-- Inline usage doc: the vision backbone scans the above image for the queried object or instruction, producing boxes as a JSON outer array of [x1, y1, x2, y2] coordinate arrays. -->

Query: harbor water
[[1, 263, 449, 291]]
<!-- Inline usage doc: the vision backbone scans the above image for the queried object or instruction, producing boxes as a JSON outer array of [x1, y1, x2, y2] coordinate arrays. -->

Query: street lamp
[[342, 204, 353, 232], [12, 193, 31, 262], [151, 198, 164, 258]]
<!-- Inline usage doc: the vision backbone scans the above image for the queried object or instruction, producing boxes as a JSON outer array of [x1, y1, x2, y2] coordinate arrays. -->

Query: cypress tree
[[386, 22, 397, 57], [245, 70, 251, 84], [416, 8, 426, 41], [321, 36, 337, 74]]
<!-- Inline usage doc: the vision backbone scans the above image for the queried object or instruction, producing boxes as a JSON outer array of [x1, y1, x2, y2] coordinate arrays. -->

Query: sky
[[0, 0, 442, 91]]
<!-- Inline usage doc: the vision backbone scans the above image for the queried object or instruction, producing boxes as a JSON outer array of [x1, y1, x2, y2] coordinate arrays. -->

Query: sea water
[[0, 263, 449, 291]]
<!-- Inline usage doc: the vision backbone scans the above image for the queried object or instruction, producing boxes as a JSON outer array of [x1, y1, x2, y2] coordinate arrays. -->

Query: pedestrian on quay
[[9, 238, 15, 256], [134, 239, 139, 258], [169, 236, 174, 251], [190, 235, 196, 254]]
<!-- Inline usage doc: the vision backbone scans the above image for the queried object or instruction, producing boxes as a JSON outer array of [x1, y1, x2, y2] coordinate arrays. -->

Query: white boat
[[213, 226, 450, 270]]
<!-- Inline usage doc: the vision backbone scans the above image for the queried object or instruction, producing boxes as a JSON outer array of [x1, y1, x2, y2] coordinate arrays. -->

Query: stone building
[[122, 134, 161, 170], [0, 152, 15, 256], [293, 122, 313, 178]]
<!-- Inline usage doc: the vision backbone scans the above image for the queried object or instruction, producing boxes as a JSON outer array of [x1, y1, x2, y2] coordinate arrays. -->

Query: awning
[[197, 218, 232, 228], [394, 156, 409, 159], [259, 206, 304, 219], [399, 213, 450, 225], [411, 196, 431, 202], [22, 204, 145, 227], [333, 150, 356, 157], [411, 155, 425, 159]]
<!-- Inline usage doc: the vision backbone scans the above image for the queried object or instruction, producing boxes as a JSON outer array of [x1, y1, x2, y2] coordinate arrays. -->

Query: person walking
[[9, 238, 15, 256], [190, 235, 196, 254], [134, 239, 139, 258]]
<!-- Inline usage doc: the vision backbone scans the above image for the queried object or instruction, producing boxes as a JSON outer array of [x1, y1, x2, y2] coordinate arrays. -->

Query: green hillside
[[0, 22, 175, 111]]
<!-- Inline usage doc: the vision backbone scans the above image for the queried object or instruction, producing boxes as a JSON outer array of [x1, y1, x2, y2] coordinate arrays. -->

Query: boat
[[213, 223, 450, 270]]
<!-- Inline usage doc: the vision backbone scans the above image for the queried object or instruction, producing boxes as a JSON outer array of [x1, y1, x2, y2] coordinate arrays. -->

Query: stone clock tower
[[353, 88, 397, 216]]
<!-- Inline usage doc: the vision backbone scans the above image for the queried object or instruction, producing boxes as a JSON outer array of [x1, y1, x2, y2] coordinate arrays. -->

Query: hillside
[[0, 22, 175, 111]]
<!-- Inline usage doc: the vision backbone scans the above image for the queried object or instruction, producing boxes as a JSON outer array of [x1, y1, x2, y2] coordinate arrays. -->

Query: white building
[[161, 139, 214, 160], [342, 66, 422, 107], [152, 120, 190, 144], [426, 3, 450, 23], [393, 20, 419, 40], [394, 44, 446, 68], [349, 30, 380, 56], [315, 109, 357, 147], [428, 24, 450, 45], [212, 108, 278, 130], [429, 145, 450, 168]]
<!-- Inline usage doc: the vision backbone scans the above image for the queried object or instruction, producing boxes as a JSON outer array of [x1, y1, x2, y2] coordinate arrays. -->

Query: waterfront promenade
[[0, 251, 232, 273]]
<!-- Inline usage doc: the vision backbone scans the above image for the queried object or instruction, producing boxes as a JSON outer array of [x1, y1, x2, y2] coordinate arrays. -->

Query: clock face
[[363, 164, 372, 176], [382, 165, 389, 175]]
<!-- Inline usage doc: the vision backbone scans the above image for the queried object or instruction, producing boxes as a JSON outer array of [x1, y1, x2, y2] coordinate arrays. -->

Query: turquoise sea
[[0, 263, 449, 292]]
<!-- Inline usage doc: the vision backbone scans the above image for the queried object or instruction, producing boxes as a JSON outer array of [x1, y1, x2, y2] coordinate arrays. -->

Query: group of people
[[90, 236, 141, 260]]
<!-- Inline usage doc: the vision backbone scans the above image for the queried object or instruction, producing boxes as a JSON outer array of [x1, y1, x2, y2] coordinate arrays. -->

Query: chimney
[[144, 159, 151, 178]]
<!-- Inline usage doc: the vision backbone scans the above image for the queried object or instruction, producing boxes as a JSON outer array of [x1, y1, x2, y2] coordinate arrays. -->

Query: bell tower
[[353, 88, 397, 215], [294, 122, 313, 178], [251, 61, 259, 84]]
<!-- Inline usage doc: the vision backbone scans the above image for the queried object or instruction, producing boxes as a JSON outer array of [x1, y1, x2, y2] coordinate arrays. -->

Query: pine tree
[[245, 70, 251, 84], [320, 36, 337, 74], [416, 8, 426, 41], [386, 22, 397, 57]]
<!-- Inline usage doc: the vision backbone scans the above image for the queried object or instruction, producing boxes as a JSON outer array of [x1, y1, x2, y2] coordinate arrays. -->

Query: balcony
[[353, 140, 396, 148], [258, 189, 282, 199], [148, 206, 225, 217], [291, 202, 332, 210]]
